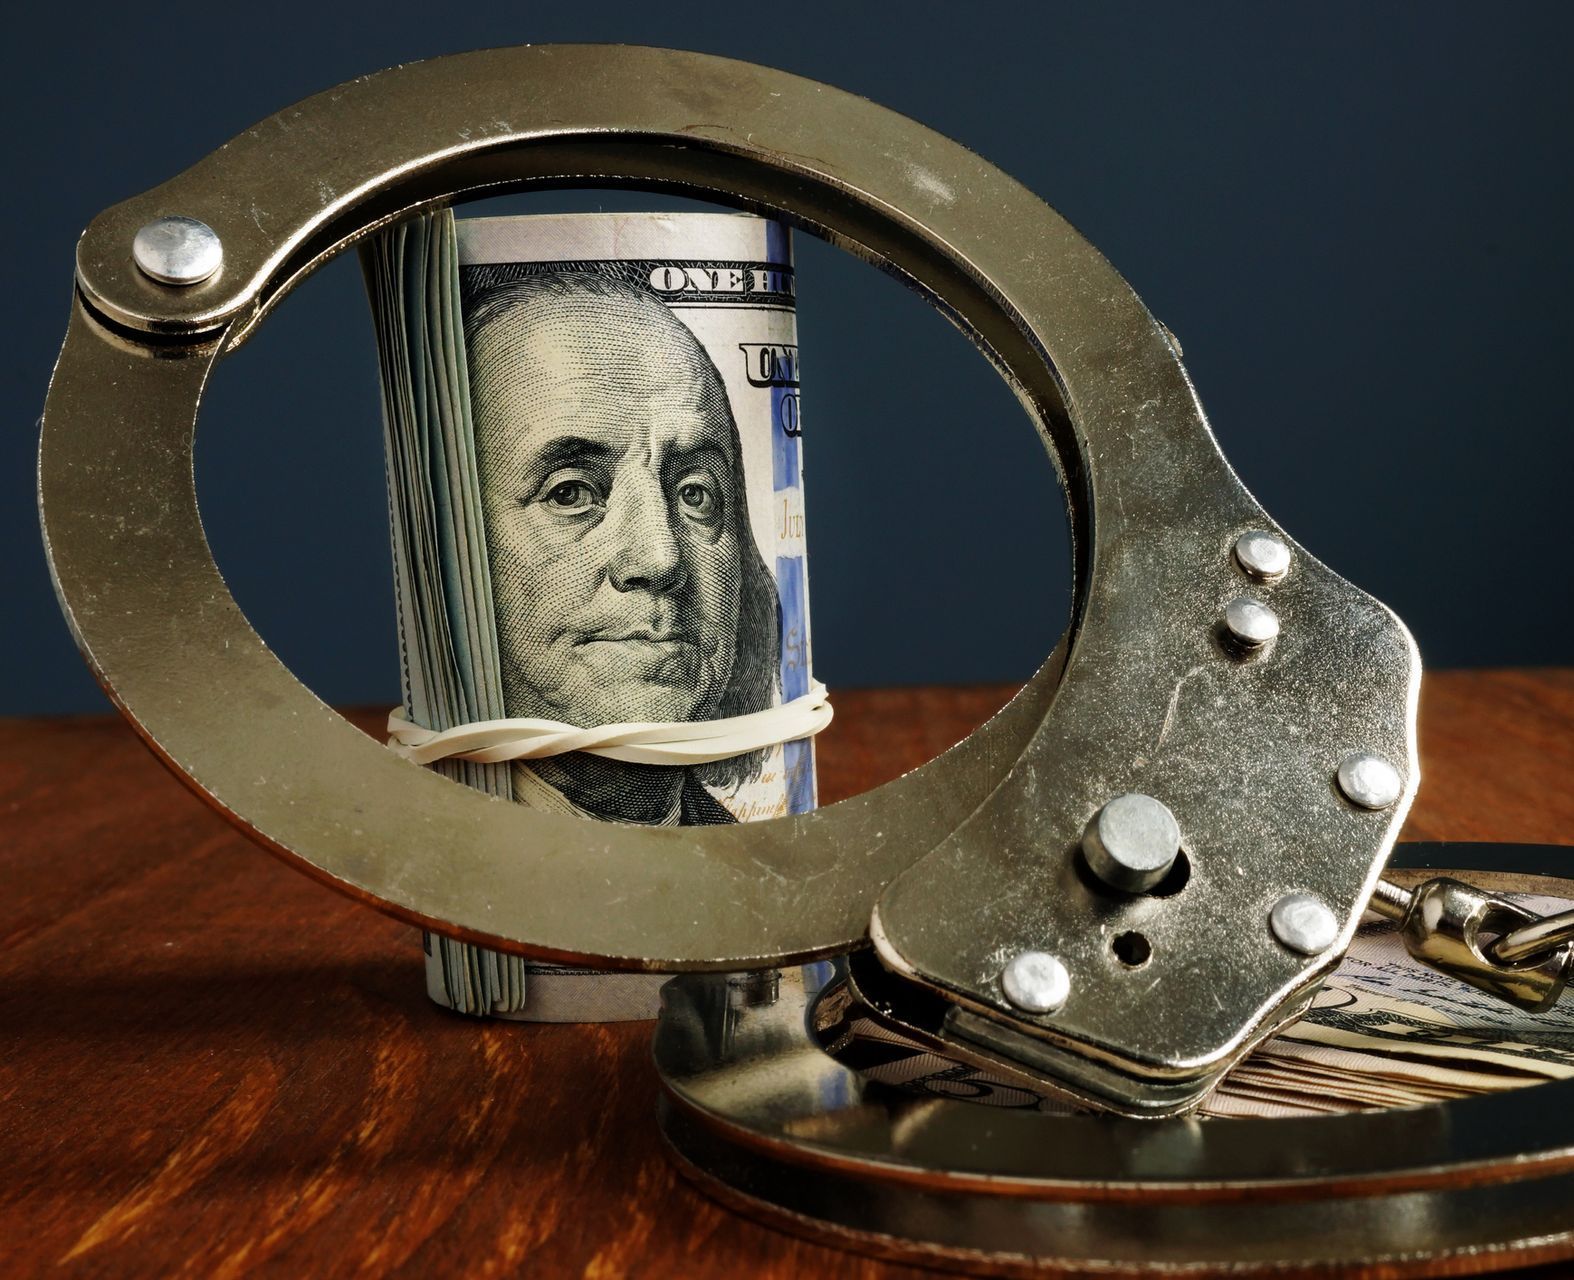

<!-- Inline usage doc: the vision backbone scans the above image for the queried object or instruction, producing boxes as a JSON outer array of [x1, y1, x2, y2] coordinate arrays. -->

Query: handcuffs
[[39, 44, 1574, 1275]]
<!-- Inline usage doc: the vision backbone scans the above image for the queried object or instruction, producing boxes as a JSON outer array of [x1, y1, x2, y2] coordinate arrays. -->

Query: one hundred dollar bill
[[1206, 893, 1574, 1117], [362, 210, 815, 1020]]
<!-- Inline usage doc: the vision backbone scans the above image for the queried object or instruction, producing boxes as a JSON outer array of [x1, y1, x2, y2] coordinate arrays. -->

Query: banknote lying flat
[[814, 894, 1574, 1118], [1204, 893, 1574, 1117], [363, 210, 815, 1020]]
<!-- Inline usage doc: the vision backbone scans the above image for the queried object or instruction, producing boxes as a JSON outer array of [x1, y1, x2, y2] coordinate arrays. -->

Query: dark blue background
[[9, 3, 1573, 716]]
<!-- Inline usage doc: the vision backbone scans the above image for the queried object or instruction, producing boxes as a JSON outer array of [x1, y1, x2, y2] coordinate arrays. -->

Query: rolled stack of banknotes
[[363, 209, 816, 1020]]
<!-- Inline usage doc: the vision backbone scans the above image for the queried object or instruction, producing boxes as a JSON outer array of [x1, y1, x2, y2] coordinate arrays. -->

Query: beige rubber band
[[386, 680, 833, 767]]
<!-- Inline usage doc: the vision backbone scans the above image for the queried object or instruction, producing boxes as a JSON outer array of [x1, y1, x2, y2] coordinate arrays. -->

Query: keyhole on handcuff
[[1113, 931, 1152, 967]]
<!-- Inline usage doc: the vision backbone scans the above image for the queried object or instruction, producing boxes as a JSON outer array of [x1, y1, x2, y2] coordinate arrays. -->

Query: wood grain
[[0, 672, 1570, 1278]]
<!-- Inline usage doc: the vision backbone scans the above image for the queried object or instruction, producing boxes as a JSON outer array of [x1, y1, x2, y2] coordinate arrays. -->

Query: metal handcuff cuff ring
[[46, 44, 1534, 1121]]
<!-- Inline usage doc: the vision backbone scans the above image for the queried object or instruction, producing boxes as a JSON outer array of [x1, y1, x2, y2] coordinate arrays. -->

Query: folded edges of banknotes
[[362, 208, 818, 1020], [817, 894, 1574, 1119]]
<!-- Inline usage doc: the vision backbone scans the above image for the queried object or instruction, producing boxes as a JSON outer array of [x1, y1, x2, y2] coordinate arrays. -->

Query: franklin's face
[[469, 295, 744, 727]]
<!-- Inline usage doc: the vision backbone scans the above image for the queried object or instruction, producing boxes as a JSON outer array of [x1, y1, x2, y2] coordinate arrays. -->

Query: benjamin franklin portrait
[[464, 270, 780, 826]]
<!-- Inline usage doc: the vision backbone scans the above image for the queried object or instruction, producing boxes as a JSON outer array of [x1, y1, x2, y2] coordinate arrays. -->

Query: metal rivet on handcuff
[[1270, 891, 1340, 955], [38, 45, 1574, 1275], [1337, 750, 1404, 809], [1001, 951, 1071, 1014], [1222, 595, 1280, 651], [131, 215, 223, 285], [1234, 529, 1291, 580]]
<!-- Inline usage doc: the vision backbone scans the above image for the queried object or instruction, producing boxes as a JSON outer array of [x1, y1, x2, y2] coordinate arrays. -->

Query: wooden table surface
[[3, 671, 1572, 1278]]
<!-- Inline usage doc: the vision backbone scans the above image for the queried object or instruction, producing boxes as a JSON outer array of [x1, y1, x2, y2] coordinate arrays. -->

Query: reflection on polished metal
[[1233, 529, 1291, 580], [1492, 905, 1574, 966], [1222, 595, 1280, 649], [658, 852, 1574, 1277], [1001, 951, 1070, 1014], [1269, 892, 1338, 955], [1338, 750, 1404, 810], [131, 215, 223, 285], [1081, 793, 1181, 893]]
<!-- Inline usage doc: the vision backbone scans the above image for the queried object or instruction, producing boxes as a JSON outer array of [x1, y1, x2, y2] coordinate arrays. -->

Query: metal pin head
[[1336, 751, 1403, 810], [1270, 893, 1339, 955], [132, 215, 223, 286], [1233, 530, 1291, 581], [1223, 596, 1280, 650], [1001, 951, 1070, 1014], [1082, 793, 1181, 893]]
